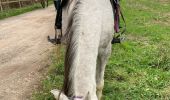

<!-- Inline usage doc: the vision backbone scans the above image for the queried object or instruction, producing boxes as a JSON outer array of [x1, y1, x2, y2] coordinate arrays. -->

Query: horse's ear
[[51, 89, 69, 100], [85, 92, 91, 100]]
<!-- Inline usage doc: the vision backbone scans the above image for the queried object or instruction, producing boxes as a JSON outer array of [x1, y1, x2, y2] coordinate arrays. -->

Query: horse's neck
[[63, 0, 111, 99]]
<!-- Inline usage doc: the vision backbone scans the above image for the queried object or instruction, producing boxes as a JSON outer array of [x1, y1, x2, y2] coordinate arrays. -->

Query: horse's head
[[51, 89, 69, 100], [51, 90, 91, 100]]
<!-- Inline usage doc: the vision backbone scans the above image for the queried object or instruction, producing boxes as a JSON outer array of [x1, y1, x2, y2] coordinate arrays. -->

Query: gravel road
[[0, 6, 56, 100]]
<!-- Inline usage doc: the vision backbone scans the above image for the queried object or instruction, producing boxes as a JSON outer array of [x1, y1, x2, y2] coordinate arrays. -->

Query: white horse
[[51, 0, 114, 99]]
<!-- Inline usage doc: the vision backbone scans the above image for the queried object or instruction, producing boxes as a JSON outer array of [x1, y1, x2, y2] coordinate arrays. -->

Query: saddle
[[54, 0, 126, 44]]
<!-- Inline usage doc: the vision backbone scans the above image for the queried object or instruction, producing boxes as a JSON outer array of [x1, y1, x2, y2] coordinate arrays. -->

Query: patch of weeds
[[0, 4, 42, 20], [146, 69, 170, 89], [32, 46, 65, 100], [0, 0, 53, 20], [148, 47, 170, 71]]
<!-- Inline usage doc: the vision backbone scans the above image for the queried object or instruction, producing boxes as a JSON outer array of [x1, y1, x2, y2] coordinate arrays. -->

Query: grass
[[32, 0, 170, 99], [0, 1, 53, 20]]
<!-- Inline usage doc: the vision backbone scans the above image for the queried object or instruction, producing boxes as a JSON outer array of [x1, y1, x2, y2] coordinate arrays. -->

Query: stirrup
[[55, 29, 62, 44], [111, 36, 125, 44]]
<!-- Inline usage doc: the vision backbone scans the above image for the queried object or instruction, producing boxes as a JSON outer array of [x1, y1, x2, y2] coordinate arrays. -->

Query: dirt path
[[0, 6, 56, 100]]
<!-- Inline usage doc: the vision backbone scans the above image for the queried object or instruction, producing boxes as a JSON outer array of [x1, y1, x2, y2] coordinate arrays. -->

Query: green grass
[[32, 0, 170, 99], [0, 1, 53, 20], [0, 4, 42, 20]]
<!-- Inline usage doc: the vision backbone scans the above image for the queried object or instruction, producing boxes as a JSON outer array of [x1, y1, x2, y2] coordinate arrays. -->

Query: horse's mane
[[62, 0, 82, 97]]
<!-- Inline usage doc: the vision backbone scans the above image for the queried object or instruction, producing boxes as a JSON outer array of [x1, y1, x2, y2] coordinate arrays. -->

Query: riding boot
[[53, 0, 62, 44]]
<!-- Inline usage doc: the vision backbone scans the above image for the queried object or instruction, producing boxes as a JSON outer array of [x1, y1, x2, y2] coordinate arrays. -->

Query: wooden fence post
[[7, 0, 10, 10], [30, 0, 33, 5], [18, 0, 22, 8], [0, 0, 3, 11]]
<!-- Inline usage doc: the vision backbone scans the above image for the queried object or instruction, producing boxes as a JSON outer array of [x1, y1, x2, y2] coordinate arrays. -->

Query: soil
[[0, 6, 56, 100]]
